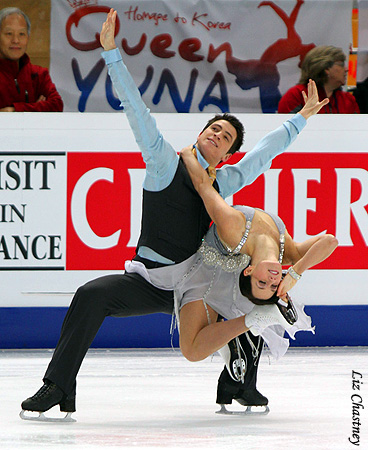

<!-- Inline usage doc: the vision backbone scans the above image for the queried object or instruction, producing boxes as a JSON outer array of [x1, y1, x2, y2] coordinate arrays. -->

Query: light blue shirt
[[102, 48, 306, 262]]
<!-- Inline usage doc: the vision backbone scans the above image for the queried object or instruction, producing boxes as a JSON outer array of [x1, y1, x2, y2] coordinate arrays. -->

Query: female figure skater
[[126, 83, 338, 363]]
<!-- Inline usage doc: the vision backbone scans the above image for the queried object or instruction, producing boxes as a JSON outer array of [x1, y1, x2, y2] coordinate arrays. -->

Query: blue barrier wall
[[1, 306, 367, 349]]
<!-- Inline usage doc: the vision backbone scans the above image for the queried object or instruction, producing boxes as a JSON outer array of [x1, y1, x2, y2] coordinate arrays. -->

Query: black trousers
[[44, 271, 262, 397], [44, 272, 174, 395]]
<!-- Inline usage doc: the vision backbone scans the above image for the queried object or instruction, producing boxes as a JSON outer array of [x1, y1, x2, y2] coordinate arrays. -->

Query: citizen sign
[[66, 152, 368, 271]]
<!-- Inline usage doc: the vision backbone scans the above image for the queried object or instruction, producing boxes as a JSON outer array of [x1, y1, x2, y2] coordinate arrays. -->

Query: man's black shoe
[[234, 388, 268, 406], [21, 381, 76, 413]]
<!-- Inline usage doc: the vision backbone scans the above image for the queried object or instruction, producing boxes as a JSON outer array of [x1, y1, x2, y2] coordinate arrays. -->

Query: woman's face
[[325, 60, 348, 89], [249, 260, 282, 300]]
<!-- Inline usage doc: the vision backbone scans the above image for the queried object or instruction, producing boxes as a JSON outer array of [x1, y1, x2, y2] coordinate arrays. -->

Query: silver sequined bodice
[[198, 239, 251, 272], [200, 205, 285, 272]]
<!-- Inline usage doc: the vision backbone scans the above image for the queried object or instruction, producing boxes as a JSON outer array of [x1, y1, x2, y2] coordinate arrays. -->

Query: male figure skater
[[20, 9, 326, 420]]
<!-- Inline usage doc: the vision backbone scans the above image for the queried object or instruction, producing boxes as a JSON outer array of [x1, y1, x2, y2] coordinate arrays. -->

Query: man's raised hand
[[299, 79, 329, 119], [100, 8, 117, 51]]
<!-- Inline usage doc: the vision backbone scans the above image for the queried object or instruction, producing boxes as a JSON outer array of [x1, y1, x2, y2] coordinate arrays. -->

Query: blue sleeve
[[102, 48, 178, 191], [216, 114, 306, 198]]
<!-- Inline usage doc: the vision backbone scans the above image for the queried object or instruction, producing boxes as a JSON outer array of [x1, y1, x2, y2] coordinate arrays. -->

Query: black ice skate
[[276, 293, 298, 325], [216, 333, 269, 416], [20, 381, 76, 422], [216, 367, 269, 416]]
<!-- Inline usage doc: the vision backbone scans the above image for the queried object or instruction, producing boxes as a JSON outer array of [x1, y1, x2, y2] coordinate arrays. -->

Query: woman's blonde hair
[[299, 45, 346, 85]]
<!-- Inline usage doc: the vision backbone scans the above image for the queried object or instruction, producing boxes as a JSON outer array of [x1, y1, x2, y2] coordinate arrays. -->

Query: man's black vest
[[136, 158, 219, 264]]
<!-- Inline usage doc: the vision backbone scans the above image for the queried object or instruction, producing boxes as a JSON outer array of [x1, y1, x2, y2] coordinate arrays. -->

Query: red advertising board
[[66, 152, 145, 269], [66, 152, 368, 270]]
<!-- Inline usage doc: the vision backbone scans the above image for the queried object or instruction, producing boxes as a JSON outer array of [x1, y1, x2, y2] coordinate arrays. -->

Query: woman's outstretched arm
[[278, 233, 338, 297], [180, 147, 245, 249]]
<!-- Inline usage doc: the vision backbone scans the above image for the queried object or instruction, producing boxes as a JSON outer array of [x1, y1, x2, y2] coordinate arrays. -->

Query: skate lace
[[246, 332, 261, 362], [32, 383, 57, 400], [235, 337, 245, 383], [169, 311, 179, 354]]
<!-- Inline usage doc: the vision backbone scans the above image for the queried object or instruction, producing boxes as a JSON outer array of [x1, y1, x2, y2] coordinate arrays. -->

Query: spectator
[[352, 77, 368, 113], [278, 45, 359, 114], [0, 7, 63, 112]]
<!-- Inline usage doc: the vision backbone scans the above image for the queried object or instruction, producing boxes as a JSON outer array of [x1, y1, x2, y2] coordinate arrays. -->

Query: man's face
[[196, 119, 237, 167], [0, 14, 29, 61]]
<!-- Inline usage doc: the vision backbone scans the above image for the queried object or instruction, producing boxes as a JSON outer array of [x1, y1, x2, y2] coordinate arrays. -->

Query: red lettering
[[207, 21, 231, 30], [124, 6, 168, 26], [174, 13, 187, 24], [66, 6, 119, 51], [192, 12, 231, 31], [192, 12, 209, 30], [122, 34, 147, 56], [150, 34, 175, 59], [208, 42, 233, 63], [178, 38, 204, 62], [124, 6, 137, 20]]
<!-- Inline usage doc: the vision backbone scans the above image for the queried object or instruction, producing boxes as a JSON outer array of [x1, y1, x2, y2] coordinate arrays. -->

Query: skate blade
[[215, 404, 270, 416], [19, 409, 76, 423]]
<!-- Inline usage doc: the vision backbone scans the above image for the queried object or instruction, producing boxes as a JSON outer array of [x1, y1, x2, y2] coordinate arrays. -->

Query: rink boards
[[0, 113, 367, 347]]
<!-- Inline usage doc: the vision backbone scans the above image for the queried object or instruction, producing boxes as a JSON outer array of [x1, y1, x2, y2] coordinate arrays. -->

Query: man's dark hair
[[239, 271, 279, 305], [201, 113, 245, 155]]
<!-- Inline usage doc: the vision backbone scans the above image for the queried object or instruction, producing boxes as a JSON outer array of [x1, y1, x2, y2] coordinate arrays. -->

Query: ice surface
[[0, 347, 366, 449]]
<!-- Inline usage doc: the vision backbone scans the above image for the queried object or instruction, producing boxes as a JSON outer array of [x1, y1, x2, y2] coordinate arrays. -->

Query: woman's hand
[[277, 273, 297, 299], [100, 8, 117, 51], [179, 145, 195, 161], [180, 145, 209, 191]]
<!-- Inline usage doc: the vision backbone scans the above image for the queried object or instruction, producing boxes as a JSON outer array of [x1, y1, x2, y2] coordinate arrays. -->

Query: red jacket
[[0, 53, 63, 112], [278, 84, 359, 114]]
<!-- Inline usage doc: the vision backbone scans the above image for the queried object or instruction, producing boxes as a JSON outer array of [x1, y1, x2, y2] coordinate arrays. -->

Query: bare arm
[[277, 233, 338, 297], [293, 234, 338, 274], [180, 147, 245, 249]]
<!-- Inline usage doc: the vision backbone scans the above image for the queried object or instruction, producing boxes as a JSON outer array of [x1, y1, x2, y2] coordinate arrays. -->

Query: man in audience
[[0, 7, 63, 112]]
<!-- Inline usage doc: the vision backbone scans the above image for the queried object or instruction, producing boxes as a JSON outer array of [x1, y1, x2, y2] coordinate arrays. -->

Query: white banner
[[1, 112, 368, 307], [50, 0, 353, 113]]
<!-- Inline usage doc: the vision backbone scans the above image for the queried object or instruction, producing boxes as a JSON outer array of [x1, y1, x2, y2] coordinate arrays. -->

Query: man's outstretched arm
[[100, 8, 178, 191], [217, 80, 328, 199]]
